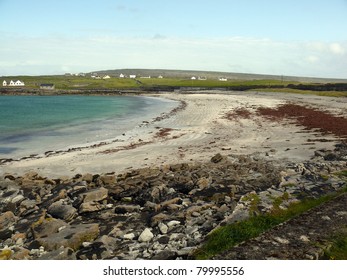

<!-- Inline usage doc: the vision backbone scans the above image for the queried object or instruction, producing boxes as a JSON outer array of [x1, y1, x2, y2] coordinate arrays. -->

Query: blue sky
[[1, 0, 346, 78]]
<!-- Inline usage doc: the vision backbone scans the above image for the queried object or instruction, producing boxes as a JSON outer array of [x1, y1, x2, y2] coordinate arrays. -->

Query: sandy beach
[[1, 91, 346, 178]]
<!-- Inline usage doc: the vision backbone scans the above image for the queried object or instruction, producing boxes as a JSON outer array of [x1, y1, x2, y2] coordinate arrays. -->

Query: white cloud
[[329, 43, 345, 55], [0, 33, 346, 79]]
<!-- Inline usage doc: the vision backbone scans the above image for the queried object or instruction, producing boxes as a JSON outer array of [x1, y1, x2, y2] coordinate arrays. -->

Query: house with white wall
[[129, 75, 136, 79], [3, 79, 25, 86]]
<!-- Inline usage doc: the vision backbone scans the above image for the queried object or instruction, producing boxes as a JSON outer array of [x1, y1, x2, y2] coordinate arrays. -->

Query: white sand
[[1, 91, 346, 178]]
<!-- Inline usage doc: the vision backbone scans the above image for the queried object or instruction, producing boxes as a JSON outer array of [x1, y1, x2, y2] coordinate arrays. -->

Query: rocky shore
[[1, 143, 346, 260]]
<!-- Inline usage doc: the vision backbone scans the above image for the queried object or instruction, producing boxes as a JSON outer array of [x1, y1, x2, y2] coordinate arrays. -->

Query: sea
[[0, 95, 178, 159]]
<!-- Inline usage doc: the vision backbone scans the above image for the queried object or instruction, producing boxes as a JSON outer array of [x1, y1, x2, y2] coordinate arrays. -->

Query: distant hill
[[89, 69, 347, 83]]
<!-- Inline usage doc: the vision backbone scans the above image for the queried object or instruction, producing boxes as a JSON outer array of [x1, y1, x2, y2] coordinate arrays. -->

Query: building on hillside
[[218, 77, 228, 81], [191, 76, 196, 80], [129, 75, 136, 79], [15, 80, 25, 86], [158, 75, 163, 79], [40, 84, 55, 90], [119, 73, 125, 78], [103, 75, 111, 79], [3, 80, 25, 86], [140, 76, 151, 79]]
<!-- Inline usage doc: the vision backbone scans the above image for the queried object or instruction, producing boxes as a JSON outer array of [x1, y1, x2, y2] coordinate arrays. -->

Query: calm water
[[0, 95, 177, 158]]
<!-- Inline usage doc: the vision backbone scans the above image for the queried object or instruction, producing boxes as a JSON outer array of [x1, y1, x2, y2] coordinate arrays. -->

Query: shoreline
[[1, 90, 347, 178]]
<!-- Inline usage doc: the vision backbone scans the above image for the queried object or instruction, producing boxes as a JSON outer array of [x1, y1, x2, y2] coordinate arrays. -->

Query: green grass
[[2, 75, 346, 98], [193, 190, 346, 259], [322, 229, 347, 260]]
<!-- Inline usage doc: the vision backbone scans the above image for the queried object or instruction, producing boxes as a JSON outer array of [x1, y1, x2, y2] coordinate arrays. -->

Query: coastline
[[1, 90, 347, 260], [1, 90, 346, 178]]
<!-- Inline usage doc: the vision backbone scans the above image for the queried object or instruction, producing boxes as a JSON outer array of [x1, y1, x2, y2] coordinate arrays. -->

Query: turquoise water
[[0, 95, 177, 158]]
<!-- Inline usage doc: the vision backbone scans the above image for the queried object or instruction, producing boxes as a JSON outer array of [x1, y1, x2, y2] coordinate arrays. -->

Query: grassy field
[[2, 75, 347, 97], [1, 75, 299, 89]]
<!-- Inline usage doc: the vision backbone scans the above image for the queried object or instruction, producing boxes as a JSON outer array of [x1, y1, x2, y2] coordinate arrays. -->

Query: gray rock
[[37, 223, 99, 251], [138, 228, 154, 242], [47, 200, 77, 221], [151, 250, 177, 260], [80, 187, 108, 203], [38, 247, 76, 260], [158, 222, 168, 234]]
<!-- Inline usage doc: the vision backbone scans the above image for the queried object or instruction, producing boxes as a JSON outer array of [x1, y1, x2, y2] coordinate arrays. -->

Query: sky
[[0, 0, 347, 78]]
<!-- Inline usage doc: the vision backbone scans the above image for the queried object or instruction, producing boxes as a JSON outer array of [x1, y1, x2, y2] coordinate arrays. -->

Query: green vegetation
[[2, 74, 347, 98], [322, 229, 347, 260], [194, 190, 346, 260]]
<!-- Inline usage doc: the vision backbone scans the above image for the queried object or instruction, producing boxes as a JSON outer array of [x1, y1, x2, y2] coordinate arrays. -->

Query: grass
[[2, 75, 346, 98], [322, 229, 347, 260], [193, 190, 346, 260]]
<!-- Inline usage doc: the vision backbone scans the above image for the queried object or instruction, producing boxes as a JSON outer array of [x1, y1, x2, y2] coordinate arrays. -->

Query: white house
[[15, 80, 25, 86], [218, 77, 228, 82], [119, 73, 125, 78], [103, 75, 111, 79], [3, 80, 25, 86], [158, 75, 163, 79], [191, 76, 196, 80], [129, 75, 136, 79]]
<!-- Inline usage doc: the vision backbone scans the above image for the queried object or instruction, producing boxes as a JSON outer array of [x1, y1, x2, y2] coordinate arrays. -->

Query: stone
[[138, 228, 154, 242], [38, 247, 76, 260], [47, 200, 77, 221], [99, 174, 116, 185], [37, 223, 99, 251], [123, 233, 136, 240], [79, 201, 105, 213], [80, 187, 108, 203], [211, 153, 224, 163], [158, 222, 168, 234], [167, 220, 181, 229], [114, 204, 141, 214], [31, 218, 67, 239], [151, 250, 177, 260], [0, 211, 16, 231]]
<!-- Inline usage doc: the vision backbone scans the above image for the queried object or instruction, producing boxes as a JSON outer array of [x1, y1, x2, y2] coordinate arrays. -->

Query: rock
[[167, 220, 181, 229], [80, 187, 108, 203], [151, 250, 177, 260], [211, 153, 224, 163], [47, 200, 77, 221], [99, 174, 116, 185], [114, 204, 141, 214], [38, 247, 76, 260], [0, 211, 16, 231], [31, 217, 67, 239], [158, 222, 168, 234], [138, 228, 154, 242], [37, 223, 99, 251], [79, 201, 105, 213], [0, 211, 16, 240], [123, 233, 136, 240]]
